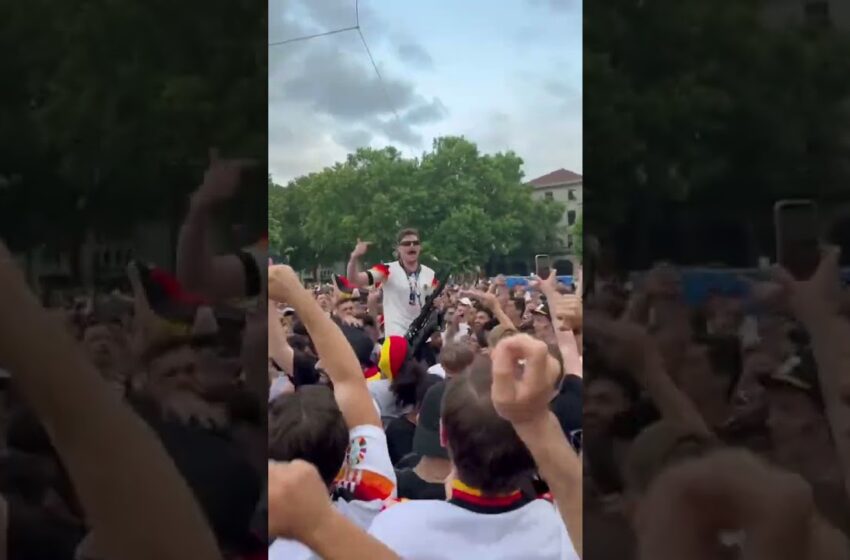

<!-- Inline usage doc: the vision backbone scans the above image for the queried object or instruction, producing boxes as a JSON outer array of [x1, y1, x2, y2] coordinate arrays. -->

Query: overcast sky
[[269, 0, 582, 184]]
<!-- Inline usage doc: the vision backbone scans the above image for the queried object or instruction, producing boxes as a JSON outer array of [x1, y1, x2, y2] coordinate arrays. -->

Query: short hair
[[475, 307, 495, 321], [268, 386, 349, 486], [439, 343, 475, 375], [391, 359, 427, 408], [396, 228, 420, 244], [441, 356, 536, 494]]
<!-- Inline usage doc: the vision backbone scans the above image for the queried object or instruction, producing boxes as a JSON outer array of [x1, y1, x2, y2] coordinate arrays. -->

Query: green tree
[[585, 0, 850, 267], [571, 214, 583, 260], [269, 137, 564, 275], [1, 0, 266, 272]]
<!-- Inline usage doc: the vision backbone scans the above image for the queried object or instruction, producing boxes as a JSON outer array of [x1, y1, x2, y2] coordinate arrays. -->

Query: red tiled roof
[[527, 168, 582, 188]]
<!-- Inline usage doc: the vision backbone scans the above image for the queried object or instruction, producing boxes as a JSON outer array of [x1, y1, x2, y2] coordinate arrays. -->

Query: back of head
[[439, 343, 475, 376], [441, 356, 536, 494], [390, 358, 426, 409], [268, 385, 349, 486]]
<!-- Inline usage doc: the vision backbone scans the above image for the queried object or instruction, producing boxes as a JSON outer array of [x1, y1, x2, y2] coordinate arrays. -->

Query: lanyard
[[407, 268, 421, 306]]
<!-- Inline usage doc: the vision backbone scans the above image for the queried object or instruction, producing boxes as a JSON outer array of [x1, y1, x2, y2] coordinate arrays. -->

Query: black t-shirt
[[551, 374, 582, 450], [395, 468, 447, 500], [385, 416, 416, 466]]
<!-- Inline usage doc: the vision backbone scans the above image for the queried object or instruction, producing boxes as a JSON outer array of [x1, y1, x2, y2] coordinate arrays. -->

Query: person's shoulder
[[268, 537, 314, 560], [371, 498, 450, 530]]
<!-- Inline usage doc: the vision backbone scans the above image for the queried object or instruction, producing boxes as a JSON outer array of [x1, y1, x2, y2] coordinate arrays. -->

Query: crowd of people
[[266, 229, 584, 559], [583, 249, 850, 558], [0, 153, 267, 559]]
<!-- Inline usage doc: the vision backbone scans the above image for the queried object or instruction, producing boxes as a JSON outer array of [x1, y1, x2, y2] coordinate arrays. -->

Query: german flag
[[334, 274, 356, 294], [378, 336, 408, 381], [449, 479, 528, 514], [134, 261, 206, 331]]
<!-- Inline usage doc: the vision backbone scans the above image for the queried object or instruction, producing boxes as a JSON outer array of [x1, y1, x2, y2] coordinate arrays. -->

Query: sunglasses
[[399, 240, 421, 247]]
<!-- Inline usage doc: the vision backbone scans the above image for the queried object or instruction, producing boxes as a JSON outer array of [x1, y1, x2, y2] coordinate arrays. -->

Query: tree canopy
[[0, 0, 266, 257], [585, 0, 850, 267], [269, 137, 566, 275]]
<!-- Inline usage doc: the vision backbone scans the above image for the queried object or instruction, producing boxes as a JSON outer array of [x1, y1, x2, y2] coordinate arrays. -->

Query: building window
[[568, 189, 576, 201], [567, 210, 577, 226], [544, 192, 554, 201]]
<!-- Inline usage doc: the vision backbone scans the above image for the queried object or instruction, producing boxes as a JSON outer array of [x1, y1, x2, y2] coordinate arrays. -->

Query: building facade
[[528, 168, 583, 255]]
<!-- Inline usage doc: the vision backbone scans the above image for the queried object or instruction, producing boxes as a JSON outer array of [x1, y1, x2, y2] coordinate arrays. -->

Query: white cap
[[459, 297, 473, 307]]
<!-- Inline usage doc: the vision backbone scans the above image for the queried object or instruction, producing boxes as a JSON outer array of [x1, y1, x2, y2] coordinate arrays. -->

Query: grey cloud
[[333, 128, 374, 150], [397, 42, 433, 69], [404, 97, 447, 125], [375, 117, 423, 146], [285, 43, 417, 120]]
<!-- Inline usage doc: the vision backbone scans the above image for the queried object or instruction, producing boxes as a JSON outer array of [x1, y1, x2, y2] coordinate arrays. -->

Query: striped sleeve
[[367, 263, 390, 286]]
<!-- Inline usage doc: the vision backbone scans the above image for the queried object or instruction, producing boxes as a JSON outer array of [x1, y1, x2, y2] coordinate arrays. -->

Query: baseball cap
[[458, 297, 474, 307], [413, 381, 449, 459], [531, 303, 549, 317], [761, 351, 821, 404]]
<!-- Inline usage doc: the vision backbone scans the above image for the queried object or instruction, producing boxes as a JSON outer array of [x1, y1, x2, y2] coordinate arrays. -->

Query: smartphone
[[774, 199, 820, 280], [358, 290, 369, 305], [535, 254, 552, 280]]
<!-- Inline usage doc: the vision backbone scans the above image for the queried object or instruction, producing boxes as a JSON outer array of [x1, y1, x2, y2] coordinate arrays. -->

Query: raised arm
[[268, 265, 381, 429], [460, 289, 516, 330], [269, 460, 401, 560], [534, 271, 583, 378], [585, 314, 711, 438], [639, 448, 849, 560], [0, 244, 219, 560], [268, 301, 294, 377], [778, 248, 850, 503], [177, 150, 256, 302], [346, 239, 379, 288], [491, 335, 583, 558]]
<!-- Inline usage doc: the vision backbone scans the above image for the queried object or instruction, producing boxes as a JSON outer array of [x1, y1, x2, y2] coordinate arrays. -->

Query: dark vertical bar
[[0, 0, 268, 557], [585, 1, 850, 558]]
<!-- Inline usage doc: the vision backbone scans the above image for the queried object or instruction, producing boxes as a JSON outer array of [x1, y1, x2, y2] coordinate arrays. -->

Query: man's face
[[584, 378, 631, 436], [336, 300, 355, 318], [83, 324, 122, 373], [147, 345, 201, 397], [317, 294, 331, 312], [532, 313, 551, 335], [397, 235, 421, 262], [474, 310, 490, 330]]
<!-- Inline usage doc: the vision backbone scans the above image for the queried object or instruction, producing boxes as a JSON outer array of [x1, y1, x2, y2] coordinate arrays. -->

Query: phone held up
[[774, 199, 820, 280], [534, 254, 552, 281]]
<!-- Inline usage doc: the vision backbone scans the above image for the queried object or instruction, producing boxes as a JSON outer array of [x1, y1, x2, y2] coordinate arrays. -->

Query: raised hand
[[268, 460, 334, 541], [638, 448, 819, 560], [530, 268, 559, 294], [490, 334, 560, 426], [773, 246, 842, 323], [367, 287, 382, 306], [552, 293, 582, 331], [460, 289, 498, 310], [268, 264, 304, 304], [194, 148, 256, 207], [583, 314, 656, 372], [351, 239, 373, 259]]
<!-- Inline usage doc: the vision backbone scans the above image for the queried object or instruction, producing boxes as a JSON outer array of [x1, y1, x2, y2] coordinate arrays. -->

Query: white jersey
[[269, 424, 397, 560], [369, 261, 437, 338], [369, 497, 579, 559]]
